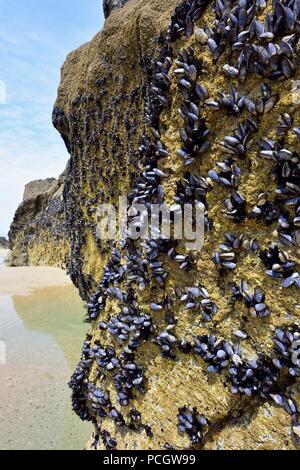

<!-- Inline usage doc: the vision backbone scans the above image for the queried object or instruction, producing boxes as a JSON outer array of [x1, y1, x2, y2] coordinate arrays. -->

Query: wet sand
[[0, 264, 72, 296], [0, 259, 92, 450]]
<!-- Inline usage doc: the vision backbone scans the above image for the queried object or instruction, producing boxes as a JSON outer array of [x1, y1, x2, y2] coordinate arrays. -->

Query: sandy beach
[[0, 254, 91, 449], [0, 252, 72, 296]]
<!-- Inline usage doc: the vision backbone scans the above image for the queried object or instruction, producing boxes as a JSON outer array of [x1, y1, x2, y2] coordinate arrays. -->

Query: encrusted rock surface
[[55, 0, 300, 450], [53, 0, 179, 295], [12, 0, 300, 449], [9, 173, 69, 267]]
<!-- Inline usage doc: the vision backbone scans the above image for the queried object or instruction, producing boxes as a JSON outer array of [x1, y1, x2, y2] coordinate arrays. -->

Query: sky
[[0, 0, 104, 236]]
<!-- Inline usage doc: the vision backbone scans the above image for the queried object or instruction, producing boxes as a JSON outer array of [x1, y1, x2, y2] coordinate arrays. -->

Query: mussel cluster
[[194, 333, 242, 373], [179, 285, 218, 322], [208, 157, 241, 189], [273, 328, 300, 377], [153, 326, 178, 359], [207, 84, 278, 116], [213, 232, 259, 272], [230, 279, 271, 318], [175, 47, 210, 166], [213, 0, 300, 81], [85, 249, 124, 320], [69, 335, 95, 422], [177, 406, 208, 444], [168, 0, 211, 42], [175, 171, 212, 230], [258, 124, 300, 249], [260, 243, 300, 287]]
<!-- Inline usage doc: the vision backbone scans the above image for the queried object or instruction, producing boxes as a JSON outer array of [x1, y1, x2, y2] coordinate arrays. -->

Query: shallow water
[[0, 259, 92, 450]]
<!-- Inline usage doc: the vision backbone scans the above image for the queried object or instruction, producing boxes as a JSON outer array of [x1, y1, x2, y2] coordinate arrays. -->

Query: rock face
[[23, 178, 57, 201], [103, 0, 129, 19], [9, 174, 70, 267], [0, 237, 9, 249], [52, 0, 300, 450]]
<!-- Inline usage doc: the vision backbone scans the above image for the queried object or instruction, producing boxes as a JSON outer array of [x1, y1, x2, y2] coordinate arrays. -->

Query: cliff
[[0, 237, 9, 249], [23, 178, 57, 201], [9, 174, 70, 267], [10, 0, 300, 450]]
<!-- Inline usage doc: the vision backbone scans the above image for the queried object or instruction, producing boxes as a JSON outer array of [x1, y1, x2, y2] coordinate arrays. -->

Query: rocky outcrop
[[23, 178, 57, 201], [9, 174, 70, 267], [41, 0, 300, 450], [0, 237, 9, 249]]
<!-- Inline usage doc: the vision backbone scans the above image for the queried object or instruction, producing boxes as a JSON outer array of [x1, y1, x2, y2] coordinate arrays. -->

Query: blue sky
[[0, 0, 104, 236]]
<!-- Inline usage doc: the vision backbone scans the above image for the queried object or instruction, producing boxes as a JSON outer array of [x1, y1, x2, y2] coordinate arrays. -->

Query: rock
[[53, 0, 178, 298], [23, 178, 57, 201], [54, 0, 300, 450], [204, 402, 298, 450], [11, 0, 300, 450], [0, 237, 9, 249], [194, 27, 208, 44], [9, 173, 69, 268]]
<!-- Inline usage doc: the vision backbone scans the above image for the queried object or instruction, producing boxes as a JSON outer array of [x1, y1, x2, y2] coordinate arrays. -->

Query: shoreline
[[0, 255, 72, 296], [0, 257, 90, 450]]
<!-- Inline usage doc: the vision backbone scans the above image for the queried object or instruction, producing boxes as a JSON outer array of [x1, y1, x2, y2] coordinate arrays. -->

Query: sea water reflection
[[0, 260, 91, 450]]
